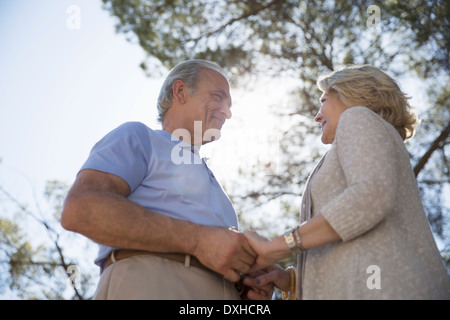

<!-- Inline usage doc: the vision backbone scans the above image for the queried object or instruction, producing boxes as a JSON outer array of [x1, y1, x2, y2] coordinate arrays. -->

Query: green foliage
[[383, 0, 449, 77], [102, 0, 450, 254], [3, 1, 448, 299], [1, 217, 53, 299], [0, 181, 96, 299], [102, 0, 449, 251]]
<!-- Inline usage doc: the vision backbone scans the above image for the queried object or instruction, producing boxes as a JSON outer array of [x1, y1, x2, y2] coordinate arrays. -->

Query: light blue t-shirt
[[80, 122, 238, 268]]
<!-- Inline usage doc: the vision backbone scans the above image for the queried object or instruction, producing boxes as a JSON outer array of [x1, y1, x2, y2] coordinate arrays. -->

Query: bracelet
[[281, 267, 297, 300], [294, 225, 306, 252], [284, 226, 305, 254]]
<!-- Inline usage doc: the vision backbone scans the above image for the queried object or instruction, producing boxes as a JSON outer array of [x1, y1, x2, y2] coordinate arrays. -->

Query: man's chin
[[202, 127, 222, 144]]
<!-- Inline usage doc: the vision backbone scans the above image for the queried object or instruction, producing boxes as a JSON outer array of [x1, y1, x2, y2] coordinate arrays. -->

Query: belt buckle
[[184, 255, 191, 268]]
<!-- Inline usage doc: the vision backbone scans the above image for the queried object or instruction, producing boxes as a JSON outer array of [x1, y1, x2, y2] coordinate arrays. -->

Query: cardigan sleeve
[[320, 107, 400, 242]]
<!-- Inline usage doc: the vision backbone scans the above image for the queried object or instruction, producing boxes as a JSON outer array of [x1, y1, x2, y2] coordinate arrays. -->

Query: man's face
[[185, 69, 232, 144]]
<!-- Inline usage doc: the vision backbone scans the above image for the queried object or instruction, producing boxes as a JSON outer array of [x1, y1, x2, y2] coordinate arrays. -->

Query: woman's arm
[[244, 214, 341, 270]]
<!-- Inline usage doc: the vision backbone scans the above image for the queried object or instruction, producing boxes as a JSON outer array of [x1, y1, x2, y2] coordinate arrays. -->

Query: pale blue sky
[[0, 0, 169, 299], [0, 0, 295, 207], [0, 0, 437, 233], [0, 1, 289, 299], [0, 3, 291, 277], [0, 0, 446, 299], [0, 0, 164, 200]]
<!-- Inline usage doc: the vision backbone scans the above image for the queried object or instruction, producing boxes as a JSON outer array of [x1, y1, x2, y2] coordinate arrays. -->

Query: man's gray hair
[[157, 60, 229, 124]]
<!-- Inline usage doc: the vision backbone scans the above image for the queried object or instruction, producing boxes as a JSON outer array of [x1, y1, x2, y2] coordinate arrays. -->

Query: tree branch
[[0, 185, 84, 300], [187, 0, 286, 42], [414, 120, 450, 177]]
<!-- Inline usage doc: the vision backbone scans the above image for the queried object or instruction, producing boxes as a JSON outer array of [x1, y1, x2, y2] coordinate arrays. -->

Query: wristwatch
[[284, 227, 304, 254]]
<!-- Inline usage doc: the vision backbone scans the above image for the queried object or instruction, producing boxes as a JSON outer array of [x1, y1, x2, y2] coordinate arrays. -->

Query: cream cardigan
[[297, 106, 449, 299]]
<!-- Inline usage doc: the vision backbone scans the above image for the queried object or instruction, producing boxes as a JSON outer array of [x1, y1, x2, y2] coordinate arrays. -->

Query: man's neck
[[163, 118, 203, 147]]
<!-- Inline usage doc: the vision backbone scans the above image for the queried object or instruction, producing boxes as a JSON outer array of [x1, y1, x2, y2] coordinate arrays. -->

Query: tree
[[382, 0, 450, 246], [101, 0, 449, 254], [0, 181, 97, 299]]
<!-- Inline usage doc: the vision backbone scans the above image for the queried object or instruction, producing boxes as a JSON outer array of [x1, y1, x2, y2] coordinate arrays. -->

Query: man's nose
[[224, 106, 232, 119], [221, 103, 232, 119]]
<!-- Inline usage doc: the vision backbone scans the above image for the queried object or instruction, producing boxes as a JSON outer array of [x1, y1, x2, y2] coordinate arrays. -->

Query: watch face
[[285, 232, 295, 248], [284, 228, 294, 236]]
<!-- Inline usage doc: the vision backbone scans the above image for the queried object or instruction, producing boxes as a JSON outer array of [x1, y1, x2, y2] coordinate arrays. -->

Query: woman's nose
[[314, 112, 323, 123]]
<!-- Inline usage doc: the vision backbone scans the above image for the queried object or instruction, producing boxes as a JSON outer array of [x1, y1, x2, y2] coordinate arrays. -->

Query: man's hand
[[62, 170, 258, 284], [243, 231, 290, 272], [192, 226, 257, 283]]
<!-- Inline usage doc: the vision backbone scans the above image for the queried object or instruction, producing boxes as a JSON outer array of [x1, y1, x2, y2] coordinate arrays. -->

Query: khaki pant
[[93, 254, 241, 300]]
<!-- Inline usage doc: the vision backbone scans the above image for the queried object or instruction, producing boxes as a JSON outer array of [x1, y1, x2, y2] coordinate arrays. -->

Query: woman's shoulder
[[341, 106, 378, 121], [337, 106, 402, 144], [339, 106, 394, 132]]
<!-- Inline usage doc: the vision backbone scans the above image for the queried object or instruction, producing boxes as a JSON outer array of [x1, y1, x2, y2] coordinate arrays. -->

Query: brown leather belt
[[103, 249, 209, 272], [103, 249, 246, 297]]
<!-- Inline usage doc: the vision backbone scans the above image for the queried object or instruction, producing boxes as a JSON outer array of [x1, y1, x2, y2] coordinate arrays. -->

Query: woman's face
[[314, 90, 351, 144]]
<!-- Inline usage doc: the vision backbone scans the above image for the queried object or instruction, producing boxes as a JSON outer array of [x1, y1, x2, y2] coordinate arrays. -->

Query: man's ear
[[172, 80, 189, 104]]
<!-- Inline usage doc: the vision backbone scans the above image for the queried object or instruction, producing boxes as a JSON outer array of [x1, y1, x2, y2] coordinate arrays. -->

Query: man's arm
[[61, 169, 255, 282]]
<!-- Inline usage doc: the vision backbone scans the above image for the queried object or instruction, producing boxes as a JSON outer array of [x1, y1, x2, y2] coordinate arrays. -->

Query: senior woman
[[244, 65, 450, 299]]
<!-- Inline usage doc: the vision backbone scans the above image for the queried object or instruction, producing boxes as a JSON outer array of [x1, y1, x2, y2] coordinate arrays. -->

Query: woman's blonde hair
[[317, 65, 419, 140]]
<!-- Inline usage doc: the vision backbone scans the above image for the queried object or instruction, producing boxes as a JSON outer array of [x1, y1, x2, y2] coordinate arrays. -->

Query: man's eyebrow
[[213, 90, 232, 102], [212, 90, 228, 97], [212, 89, 232, 108]]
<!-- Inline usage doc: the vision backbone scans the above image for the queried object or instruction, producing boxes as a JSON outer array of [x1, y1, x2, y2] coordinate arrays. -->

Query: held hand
[[244, 231, 290, 272], [193, 226, 257, 282], [244, 265, 291, 293], [241, 269, 275, 300]]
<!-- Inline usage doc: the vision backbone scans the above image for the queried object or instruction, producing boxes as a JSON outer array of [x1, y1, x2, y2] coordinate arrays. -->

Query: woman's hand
[[245, 215, 341, 272], [241, 269, 275, 300], [244, 265, 292, 293], [244, 231, 291, 271]]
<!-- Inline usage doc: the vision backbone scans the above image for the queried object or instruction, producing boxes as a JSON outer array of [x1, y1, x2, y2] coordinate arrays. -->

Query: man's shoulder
[[112, 121, 160, 137], [116, 121, 152, 132], [98, 122, 162, 150]]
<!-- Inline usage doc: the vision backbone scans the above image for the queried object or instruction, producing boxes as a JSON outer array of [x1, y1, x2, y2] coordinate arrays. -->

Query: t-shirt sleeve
[[80, 122, 151, 193]]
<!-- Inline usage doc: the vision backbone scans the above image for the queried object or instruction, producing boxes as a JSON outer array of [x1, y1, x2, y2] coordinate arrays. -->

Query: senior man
[[61, 60, 262, 299]]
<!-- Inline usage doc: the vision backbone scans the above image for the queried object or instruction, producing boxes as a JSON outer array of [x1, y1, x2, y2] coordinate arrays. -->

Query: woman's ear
[[172, 80, 188, 104]]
